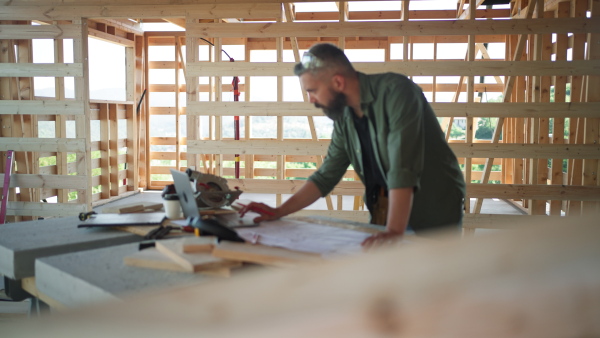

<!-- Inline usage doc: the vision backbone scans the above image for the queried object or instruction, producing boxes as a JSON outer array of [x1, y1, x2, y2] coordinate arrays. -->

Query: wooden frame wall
[[0, 18, 144, 219], [1, 0, 599, 226]]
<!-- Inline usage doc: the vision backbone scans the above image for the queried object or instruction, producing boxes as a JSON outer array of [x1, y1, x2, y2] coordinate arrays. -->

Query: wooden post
[[186, 18, 200, 174], [244, 39, 254, 179], [463, 0, 477, 236], [550, 2, 570, 215], [582, 0, 600, 214], [214, 33, 223, 177], [567, 0, 588, 215], [276, 10, 284, 207], [73, 19, 92, 210], [174, 36, 181, 173], [109, 103, 119, 197]]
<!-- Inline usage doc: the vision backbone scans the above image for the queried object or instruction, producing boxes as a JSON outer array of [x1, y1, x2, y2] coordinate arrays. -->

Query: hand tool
[[78, 211, 97, 221]]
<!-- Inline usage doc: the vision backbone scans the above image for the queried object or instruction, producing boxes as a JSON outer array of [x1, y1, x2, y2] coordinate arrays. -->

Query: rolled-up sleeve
[[308, 122, 351, 197], [385, 82, 425, 191]]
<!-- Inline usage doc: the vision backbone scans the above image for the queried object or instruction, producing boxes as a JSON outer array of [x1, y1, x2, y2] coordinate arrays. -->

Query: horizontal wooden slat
[[225, 179, 364, 195], [0, 63, 83, 77], [186, 102, 600, 119], [0, 174, 87, 189], [88, 28, 134, 47], [451, 144, 600, 159], [89, 100, 135, 105], [0, 137, 85, 152], [0, 24, 81, 39], [431, 102, 600, 118], [461, 214, 568, 230], [467, 184, 600, 201], [187, 140, 600, 159], [188, 18, 598, 38], [188, 140, 329, 156], [0, 100, 84, 115], [187, 102, 320, 117], [0, 3, 281, 20], [189, 60, 600, 77], [294, 9, 511, 21], [244, 35, 510, 51], [6, 201, 87, 217]]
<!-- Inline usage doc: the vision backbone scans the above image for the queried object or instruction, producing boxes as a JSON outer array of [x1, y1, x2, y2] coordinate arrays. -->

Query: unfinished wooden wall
[[0, 16, 144, 220], [1, 0, 599, 226]]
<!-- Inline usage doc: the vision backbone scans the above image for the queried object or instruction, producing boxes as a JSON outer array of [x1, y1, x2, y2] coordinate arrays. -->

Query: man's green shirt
[[308, 72, 466, 231]]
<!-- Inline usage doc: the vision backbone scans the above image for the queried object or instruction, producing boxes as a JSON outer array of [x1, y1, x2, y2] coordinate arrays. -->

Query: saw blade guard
[[185, 168, 243, 208]]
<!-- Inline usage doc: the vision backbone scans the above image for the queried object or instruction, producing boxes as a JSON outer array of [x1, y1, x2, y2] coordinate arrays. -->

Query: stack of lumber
[[124, 236, 323, 276]]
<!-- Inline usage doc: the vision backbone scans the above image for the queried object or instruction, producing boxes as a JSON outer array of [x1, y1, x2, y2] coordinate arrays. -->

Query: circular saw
[[185, 168, 243, 208]]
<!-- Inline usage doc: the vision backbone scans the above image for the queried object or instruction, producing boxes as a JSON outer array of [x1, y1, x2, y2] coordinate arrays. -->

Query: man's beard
[[315, 90, 347, 121]]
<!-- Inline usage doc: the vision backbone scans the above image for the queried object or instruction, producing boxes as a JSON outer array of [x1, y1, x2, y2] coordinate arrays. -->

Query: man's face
[[299, 73, 347, 121]]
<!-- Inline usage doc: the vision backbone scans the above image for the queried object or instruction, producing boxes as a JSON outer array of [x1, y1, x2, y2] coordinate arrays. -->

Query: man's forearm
[[385, 187, 414, 235], [276, 180, 323, 217]]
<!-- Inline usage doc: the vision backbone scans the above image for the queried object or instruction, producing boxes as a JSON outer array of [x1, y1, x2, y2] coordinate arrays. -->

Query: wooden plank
[[467, 183, 600, 201], [181, 236, 219, 253], [0, 24, 82, 39], [187, 18, 598, 38], [109, 104, 119, 197], [0, 63, 83, 77], [291, 9, 511, 21], [73, 18, 92, 207], [187, 139, 330, 156], [0, 3, 281, 20], [212, 241, 322, 267], [452, 143, 600, 159], [550, 1, 570, 215], [188, 139, 600, 159], [430, 102, 600, 118], [124, 247, 190, 272], [188, 60, 600, 77], [88, 27, 135, 47], [0, 174, 86, 189], [0, 137, 85, 152], [123, 246, 233, 277], [462, 213, 569, 229], [155, 238, 241, 273], [5, 201, 87, 217], [0, 100, 84, 115]]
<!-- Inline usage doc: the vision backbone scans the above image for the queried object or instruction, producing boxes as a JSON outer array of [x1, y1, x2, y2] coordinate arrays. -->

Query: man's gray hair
[[294, 43, 355, 77]]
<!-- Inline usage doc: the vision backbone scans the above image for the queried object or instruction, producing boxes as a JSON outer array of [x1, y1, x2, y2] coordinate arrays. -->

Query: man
[[239, 43, 465, 247]]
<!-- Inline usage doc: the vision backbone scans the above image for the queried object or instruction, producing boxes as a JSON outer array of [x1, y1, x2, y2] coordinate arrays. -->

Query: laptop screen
[[170, 169, 200, 219]]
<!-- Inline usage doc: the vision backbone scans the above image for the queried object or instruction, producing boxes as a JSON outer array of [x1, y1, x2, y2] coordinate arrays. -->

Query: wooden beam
[[430, 102, 600, 118], [291, 9, 512, 21], [0, 137, 85, 152], [467, 183, 600, 201], [0, 3, 282, 20], [5, 201, 87, 217], [0, 100, 85, 115], [188, 139, 600, 159], [187, 18, 598, 38], [0, 24, 82, 39], [188, 60, 600, 77], [0, 63, 83, 77], [0, 174, 87, 189]]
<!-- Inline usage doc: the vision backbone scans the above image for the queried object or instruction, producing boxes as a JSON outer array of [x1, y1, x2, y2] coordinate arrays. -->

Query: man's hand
[[237, 202, 280, 223], [361, 230, 403, 249]]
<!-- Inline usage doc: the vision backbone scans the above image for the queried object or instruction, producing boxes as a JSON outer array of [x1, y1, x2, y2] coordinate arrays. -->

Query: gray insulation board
[[0, 216, 141, 279], [35, 242, 212, 308]]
